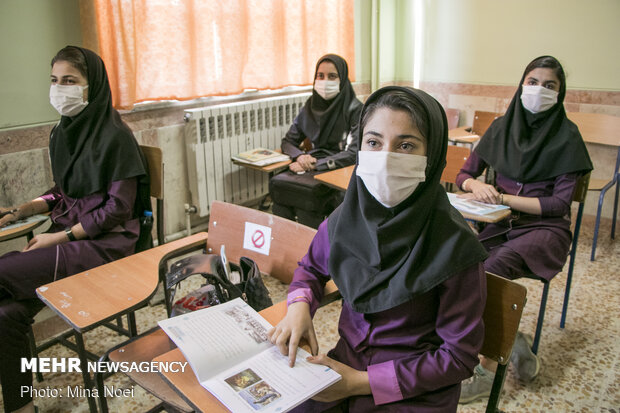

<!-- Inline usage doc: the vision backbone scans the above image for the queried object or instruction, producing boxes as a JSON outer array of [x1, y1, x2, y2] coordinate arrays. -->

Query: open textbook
[[447, 192, 510, 216], [159, 298, 341, 413], [232, 148, 290, 166]]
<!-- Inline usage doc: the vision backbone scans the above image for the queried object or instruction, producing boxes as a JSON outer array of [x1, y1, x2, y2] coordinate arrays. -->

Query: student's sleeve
[[538, 173, 579, 217], [80, 178, 138, 239], [39, 185, 63, 209], [287, 220, 332, 317], [367, 262, 486, 404], [455, 151, 488, 190], [281, 112, 307, 160], [315, 104, 361, 171]]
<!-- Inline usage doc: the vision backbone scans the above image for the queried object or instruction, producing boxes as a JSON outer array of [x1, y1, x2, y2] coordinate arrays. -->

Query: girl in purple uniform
[[0, 46, 149, 413], [456, 56, 592, 403], [269, 86, 488, 412]]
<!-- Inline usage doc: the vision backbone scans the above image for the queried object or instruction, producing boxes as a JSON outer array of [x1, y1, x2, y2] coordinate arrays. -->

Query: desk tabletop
[[0, 215, 49, 243], [314, 165, 354, 191], [448, 126, 480, 143], [36, 232, 208, 332], [567, 112, 620, 147], [313, 166, 510, 223], [156, 300, 289, 413]]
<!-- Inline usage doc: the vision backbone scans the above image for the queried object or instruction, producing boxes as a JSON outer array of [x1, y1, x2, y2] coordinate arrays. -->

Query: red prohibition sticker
[[251, 230, 265, 248], [244, 222, 272, 256]]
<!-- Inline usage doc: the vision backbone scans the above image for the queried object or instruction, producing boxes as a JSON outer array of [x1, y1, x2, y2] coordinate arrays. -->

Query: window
[[94, 0, 355, 109]]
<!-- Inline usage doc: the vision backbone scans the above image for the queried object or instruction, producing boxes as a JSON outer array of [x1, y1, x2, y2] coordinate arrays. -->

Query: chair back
[[573, 172, 590, 204], [480, 271, 527, 413], [480, 272, 527, 365], [140, 145, 165, 245], [445, 108, 461, 130], [472, 111, 501, 136], [441, 145, 470, 184], [141, 145, 164, 200], [206, 201, 317, 284]]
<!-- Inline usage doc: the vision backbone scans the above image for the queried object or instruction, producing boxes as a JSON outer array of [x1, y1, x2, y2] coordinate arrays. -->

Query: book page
[[236, 148, 279, 161], [447, 192, 509, 215], [158, 299, 273, 382], [204, 346, 341, 413], [232, 153, 290, 166]]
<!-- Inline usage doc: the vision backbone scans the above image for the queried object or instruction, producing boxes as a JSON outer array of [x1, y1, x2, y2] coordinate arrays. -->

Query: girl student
[[456, 56, 592, 403], [268, 86, 488, 412], [269, 54, 362, 228], [0, 46, 150, 413]]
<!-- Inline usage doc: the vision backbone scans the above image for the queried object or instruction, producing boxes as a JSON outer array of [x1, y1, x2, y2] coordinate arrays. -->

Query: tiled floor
[[1, 216, 618, 412]]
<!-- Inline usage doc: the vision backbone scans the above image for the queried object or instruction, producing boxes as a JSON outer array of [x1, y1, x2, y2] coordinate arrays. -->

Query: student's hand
[[461, 179, 500, 204], [23, 232, 68, 252], [307, 354, 371, 402], [296, 154, 317, 171], [0, 207, 19, 228], [288, 162, 305, 173], [267, 301, 318, 367]]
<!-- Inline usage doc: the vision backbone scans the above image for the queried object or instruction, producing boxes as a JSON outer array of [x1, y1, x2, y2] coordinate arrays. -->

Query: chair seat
[[588, 178, 612, 192], [109, 328, 192, 412]]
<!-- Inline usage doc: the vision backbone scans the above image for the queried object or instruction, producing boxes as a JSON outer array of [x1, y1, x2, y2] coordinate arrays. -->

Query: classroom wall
[[353, 0, 414, 87], [420, 0, 620, 90], [0, 0, 82, 129]]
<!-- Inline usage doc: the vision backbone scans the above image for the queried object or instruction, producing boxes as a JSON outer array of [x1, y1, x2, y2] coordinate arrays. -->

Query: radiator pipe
[[163, 221, 209, 244], [184, 204, 198, 236]]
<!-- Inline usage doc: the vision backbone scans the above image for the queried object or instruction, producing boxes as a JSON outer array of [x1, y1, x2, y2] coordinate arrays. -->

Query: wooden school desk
[[313, 165, 355, 191], [35, 232, 209, 413], [36, 232, 209, 332], [314, 166, 510, 223], [0, 215, 49, 243], [448, 126, 480, 146]]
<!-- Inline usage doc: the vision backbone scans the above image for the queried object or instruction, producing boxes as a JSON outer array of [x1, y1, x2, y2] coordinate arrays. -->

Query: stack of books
[[232, 148, 290, 167]]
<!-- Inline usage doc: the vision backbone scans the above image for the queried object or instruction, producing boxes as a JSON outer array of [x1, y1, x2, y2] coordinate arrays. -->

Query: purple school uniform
[[456, 151, 578, 281], [287, 221, 486, 412], [0, 178, 138, 411], [0, 178, 139, 299]]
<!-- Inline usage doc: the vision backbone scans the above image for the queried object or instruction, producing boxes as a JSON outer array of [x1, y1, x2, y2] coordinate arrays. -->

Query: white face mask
[[520, 85, 558, 114], [314, 79, 340, 100], [50, 84, 89, 117], [356, 151, 427, 208]]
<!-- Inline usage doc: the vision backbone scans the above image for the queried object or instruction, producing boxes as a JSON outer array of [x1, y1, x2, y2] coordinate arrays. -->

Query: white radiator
[[184, 93, 311, 217]]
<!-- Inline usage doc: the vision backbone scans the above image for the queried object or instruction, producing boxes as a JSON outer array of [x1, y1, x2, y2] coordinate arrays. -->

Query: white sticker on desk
[[243, 222, 271, 256]]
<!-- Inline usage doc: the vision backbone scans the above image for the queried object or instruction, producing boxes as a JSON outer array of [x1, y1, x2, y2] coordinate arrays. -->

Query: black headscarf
[[49, 46, 149, 205], [298, 54, 362, 150], [327, 86, 488, 314], [475, 56, 592, 183]]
